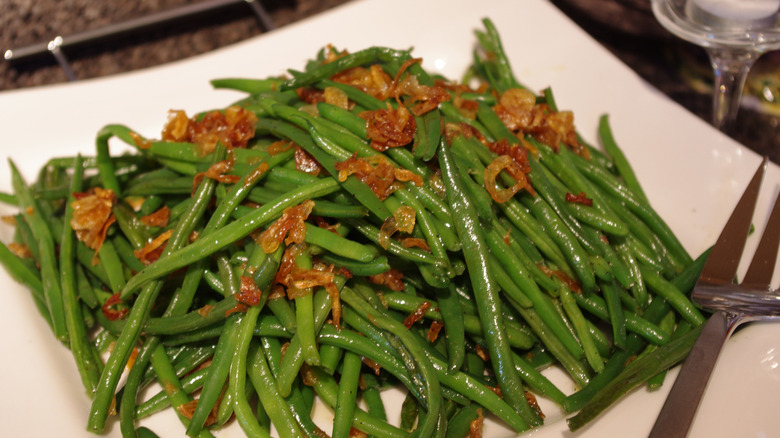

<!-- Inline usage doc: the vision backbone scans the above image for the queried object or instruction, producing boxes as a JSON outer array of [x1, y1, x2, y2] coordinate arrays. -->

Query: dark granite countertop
[[2, 0, 777, 163]]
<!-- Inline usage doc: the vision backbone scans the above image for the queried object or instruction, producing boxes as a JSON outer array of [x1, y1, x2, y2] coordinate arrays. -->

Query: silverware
[[649, 157, 780, 438]]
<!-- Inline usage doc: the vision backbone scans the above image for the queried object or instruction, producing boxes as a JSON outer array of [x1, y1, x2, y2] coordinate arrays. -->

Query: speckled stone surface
[[2, 0, 777, 163], [0, 0, 353, 89]]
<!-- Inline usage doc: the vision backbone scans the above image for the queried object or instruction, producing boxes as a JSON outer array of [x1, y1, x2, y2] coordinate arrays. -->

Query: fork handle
[[648, 311, 742, 438]]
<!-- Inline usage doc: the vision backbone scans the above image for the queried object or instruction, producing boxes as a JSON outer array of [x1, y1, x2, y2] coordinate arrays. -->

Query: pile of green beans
[[0, 18, 708, 437]]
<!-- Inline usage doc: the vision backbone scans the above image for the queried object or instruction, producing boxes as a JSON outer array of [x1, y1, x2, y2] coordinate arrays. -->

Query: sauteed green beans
[[0, 18, 706, 437]]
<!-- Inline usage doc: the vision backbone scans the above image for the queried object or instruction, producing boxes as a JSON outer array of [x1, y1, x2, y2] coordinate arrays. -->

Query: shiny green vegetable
[[0, 18, 707, 438]]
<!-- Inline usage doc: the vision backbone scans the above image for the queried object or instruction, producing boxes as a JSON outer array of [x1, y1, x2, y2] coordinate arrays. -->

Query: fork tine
[[741, 189, 780, 290], [698, 157, 768, 287]]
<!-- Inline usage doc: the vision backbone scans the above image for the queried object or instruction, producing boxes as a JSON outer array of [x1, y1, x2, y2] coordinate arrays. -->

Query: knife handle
[[648, 311, 742, 438]]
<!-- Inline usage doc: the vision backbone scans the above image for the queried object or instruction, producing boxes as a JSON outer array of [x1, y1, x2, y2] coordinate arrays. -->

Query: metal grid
[[4, 0, 275, 83]]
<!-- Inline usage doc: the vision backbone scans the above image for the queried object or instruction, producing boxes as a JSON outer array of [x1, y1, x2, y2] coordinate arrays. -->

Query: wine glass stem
[[706, 47, 759, 133]]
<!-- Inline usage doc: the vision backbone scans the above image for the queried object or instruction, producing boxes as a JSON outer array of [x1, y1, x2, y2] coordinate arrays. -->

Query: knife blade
[[648, 158, 767, 437]]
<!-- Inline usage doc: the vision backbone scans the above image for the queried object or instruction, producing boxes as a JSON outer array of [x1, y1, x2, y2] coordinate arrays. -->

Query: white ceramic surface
[[1, 0, 778, 437]]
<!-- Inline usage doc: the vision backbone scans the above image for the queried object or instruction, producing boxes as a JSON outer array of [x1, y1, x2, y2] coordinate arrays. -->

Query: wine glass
[[651, 0, 780, 133]]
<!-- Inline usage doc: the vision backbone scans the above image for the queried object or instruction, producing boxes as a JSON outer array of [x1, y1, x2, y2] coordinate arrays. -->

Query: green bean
[[94, 124, 140, 195], [316, 102, 368, 137], [598, 114, 648, 203], [574, 292, 669, 345], [474, 18, 523, 92], [566, 147, 692, 268], [318, 343, 343, 375], [318, 322, 424, 403], [381, 291, 536, 350], [185, 313, 244, 436], [281, 46, 409, 91], [361, 372, 388, 424], [445, 403, 482, 438], [560, 287, 604, 373], [319, 253, 391, 276], [413, 110, 442, 161], [400, 392, 420, 432], [230, 305, 271, 438], [601, 280, 628, 349], [341, 286, 444, 436], [484, 228, 584, 358], [13, 213, 41, 263], [287, 381, 326, 438], [0, 191, 18, 206], [142, 344, 216, 387], [89, 149, 224, 433], [512, 302, 590, 388], [489, 255, 533, 307], [96, 239, 126, 293], [639, 264, 705, 326], [521, 192, 597, 294], [306, 365, 407, 438], [256, 117, 392, 220], [276, 279, 343, 397], [266, 296, 298, 333], [332, 351, 363, 438], [438, 143, 538, 428], [247, 341, 304, 438], [59, 155, 102, 396], [345, 218, 446, 268], [0, 242, 48, 324], [152, 342, 217, 437], [119, 338, 157, 438], [120, 178, 339, 299], [211, 77, 283, 94], [10, 160, 67, 342], [136, 367, 209, 419], [436, 283, 466, 371], [568, 324, 704, 431], [293, 250, 322, 367], [648, 318, 693, 389], [112, 202, 151, 249], [303, 222, 378, 262]]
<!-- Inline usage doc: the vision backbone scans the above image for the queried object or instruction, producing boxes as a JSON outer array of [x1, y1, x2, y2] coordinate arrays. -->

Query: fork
[[649, 157, 780, 438]]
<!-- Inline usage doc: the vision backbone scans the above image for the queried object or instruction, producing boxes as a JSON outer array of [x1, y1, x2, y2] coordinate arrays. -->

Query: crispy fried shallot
[[275, 244, 343, 328], [332, 64, 394, 100], [134, 229, 174, 265], [70, 187, 116, 265], [361, 104, 416, 151], [139, 205, 170, 228], [161, 106, 258, 155], [378, 205, 417, 249], [483, 155, 534, 203], [469, 408, 485, 438], [566, 192, 593, 207], [403, 300, 431, 329], [334, 153, 422, 200], [323, 86, 351, 110], [427, 320, 444, 342], [235, 275, 263, 307], [368, 268, 404, 292], [295, 146, 324, 176], [538, 264, 582, 293], [391, 58, 451, 115], [526, 391, 545, 419], [102, 293, 128, 321], [492, 88, 585, 157], [258, 200, 315, 254], [7, 242, 32, 259], [192, 152, 241, 193]]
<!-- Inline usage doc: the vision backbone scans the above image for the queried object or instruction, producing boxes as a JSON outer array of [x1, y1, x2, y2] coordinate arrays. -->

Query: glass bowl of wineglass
[[651, 0, 780, 132]]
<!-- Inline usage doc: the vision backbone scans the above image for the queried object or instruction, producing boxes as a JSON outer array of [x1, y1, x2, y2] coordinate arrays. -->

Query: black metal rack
[[3, 0, 275, 82]]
